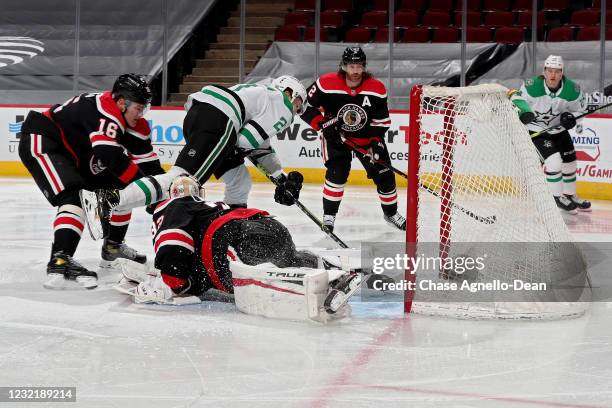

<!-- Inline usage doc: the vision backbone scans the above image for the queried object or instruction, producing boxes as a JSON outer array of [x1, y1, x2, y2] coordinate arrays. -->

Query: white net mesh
[[407, 84, 591, 319]]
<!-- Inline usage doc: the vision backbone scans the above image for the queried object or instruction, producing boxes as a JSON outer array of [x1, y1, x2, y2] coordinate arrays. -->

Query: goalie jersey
[[21, 91, 162, 184], [519, 76, 587, 135], [151, 196, 268, 295], [185, 83, 295, 177], [301, 72, 391, 143]]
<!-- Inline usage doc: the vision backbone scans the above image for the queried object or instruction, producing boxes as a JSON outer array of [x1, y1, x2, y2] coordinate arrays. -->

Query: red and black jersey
[[23, 91, 162, 184], [301, 72, 391, 143], [151, 196, 268, 295]]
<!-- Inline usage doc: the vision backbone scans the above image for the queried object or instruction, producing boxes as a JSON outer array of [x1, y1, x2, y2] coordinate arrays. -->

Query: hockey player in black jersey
[[18, 74, 164, 289], [131, 175, 360, 321], [301, 47, 406, 233]]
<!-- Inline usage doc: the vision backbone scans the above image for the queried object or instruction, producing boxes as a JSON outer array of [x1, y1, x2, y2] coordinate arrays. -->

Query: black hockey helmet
[[112, 73, 152, 105], [341, 47, 367, 67]]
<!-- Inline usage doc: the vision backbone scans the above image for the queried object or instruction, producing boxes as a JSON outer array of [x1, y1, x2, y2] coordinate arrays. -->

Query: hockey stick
[[246, 157, 351, 249], [338, 135, 497, 225], [530, 100, 612, 139]]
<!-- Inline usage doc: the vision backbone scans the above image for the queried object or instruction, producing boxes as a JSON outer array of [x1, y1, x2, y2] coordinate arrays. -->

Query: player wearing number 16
[[18, 74, 163, 289]]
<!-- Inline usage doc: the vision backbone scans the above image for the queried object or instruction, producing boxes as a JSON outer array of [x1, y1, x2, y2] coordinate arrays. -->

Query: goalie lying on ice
[[130, 175, 361, 322]]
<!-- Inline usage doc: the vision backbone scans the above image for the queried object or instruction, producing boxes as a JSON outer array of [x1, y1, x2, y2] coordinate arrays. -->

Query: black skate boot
[[44, 251, 98, 290], [322, 214, 336, 233], [554, 195, 578, 215], [101, 239, 147, 268], [565, 194, 592, 212], [324, 272, 362, 314], [384, 212, 407, 231]]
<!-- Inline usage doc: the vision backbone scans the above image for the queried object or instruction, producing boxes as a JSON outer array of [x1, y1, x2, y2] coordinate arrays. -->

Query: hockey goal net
[[405, 84, 590, 319]]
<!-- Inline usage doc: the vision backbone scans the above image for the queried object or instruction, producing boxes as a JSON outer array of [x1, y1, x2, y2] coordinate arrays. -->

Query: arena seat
[[344, 26, 372, 43], [402, 26, 430, 42], [432, 26, 459, 42], [422, 11, 451, 27], [547, 26, 574, 41], [495, 26, 525, 43], [275, 24, 303, 41], [453, 11, 482, 27]]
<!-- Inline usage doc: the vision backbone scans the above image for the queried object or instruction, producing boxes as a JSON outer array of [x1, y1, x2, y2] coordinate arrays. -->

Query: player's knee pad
[[325, 160, 351, 185], [561, 160, 577, 175], [220, 165, 252, 206], [561, 149, 576, 163], [543, 153, 562, 174], [55, 188, 82, 208], [373, 169, 396, 191]]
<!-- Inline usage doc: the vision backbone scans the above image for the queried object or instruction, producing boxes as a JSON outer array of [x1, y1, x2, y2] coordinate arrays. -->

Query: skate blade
[[44, 273, 98, 290], [578, 207, 592, 213]]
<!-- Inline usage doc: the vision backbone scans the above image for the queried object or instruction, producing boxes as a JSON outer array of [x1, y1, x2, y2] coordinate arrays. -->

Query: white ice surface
[[1, 178, 611, 408]]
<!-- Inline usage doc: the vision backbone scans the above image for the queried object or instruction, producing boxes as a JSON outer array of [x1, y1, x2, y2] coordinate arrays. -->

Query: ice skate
[[323, 214, 336, 233], [384, 212, 406, 231], [44, 251, 98, 290], [324, 272, 362, 314], [565, 194, 591, 212], [100, 239, 147, 270], [80, 189, 120, 240], [554, 195, 578, 215]]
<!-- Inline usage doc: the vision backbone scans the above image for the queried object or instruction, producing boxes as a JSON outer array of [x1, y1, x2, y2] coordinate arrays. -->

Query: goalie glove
[[134, 274, 174, 304], [560, 112, 576, 130], [274, 171, 304, 206]]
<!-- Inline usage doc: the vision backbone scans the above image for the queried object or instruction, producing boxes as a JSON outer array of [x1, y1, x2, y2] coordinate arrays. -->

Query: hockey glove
[[560, 112, 576, 130], [320, 115, 341, 144], [519, 111, 536, 125], [367, 141, 386, 162], [274, 171, 304, 206]]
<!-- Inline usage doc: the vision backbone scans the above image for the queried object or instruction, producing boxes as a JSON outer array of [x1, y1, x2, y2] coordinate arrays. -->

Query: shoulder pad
[[360, 77, 387, 97], [318, 72, 345, 92], [127, 118, 151, 140]]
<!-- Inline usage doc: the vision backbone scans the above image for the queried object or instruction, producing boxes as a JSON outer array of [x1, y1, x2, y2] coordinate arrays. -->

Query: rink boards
[[1, 105, 611, 199]]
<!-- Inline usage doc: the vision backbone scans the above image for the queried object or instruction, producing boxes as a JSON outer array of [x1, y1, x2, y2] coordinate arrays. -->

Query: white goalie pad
[[229, 261, 351, 323]]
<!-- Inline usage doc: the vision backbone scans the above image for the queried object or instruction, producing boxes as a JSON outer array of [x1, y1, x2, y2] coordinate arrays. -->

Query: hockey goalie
[[118, 175, 361, 323]]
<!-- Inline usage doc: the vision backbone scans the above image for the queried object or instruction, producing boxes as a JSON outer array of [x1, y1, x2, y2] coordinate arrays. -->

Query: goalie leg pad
[[229, 261, 352, 322]]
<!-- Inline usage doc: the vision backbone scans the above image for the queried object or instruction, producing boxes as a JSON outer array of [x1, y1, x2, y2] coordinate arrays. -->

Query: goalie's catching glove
[[274, 171, 304, 206], [560, 112, 576, 130]]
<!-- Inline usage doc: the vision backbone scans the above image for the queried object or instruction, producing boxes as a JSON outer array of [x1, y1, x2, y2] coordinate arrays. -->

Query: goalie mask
[[272, 75, 307, 115], [169, 175, 205, 199]]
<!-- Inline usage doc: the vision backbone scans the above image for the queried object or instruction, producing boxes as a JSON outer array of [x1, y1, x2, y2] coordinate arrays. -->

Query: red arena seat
[[432, 26, 459, 42], [402, 26, 430, 42], [422, 11, 451, 27], [547, 26, 574, 41], [344, 26, 372, 43], [495, 26, 525, 43], [275, 24, 302, 41]]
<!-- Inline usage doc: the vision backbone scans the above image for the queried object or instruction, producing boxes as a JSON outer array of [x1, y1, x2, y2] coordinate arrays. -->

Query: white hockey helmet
[[544, 55, 564, 71], [272, 75, 307, 114], [169, 174, 205, 199]]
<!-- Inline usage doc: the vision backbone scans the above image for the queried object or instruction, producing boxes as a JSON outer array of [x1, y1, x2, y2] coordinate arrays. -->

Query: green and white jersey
[[519, 75, 587, 135], [185, 83, 295, 177]]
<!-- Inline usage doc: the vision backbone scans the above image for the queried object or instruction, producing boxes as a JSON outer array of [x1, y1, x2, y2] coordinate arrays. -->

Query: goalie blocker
[[138, 177, 360, 322]]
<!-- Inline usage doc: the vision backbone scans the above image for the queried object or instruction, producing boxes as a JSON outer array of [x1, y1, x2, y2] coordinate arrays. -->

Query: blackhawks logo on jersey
[[337, 103, 368, 132]]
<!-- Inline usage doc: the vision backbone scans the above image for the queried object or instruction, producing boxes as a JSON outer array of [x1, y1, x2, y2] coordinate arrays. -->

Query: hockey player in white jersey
[[85, 76, 308, 237], [519, 55, 590, 214]]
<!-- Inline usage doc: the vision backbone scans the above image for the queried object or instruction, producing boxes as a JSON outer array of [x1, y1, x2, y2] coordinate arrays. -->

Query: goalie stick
[[530, 100, 612, 139], [328, 127, 497, 225], [246, 156, 351, 249]]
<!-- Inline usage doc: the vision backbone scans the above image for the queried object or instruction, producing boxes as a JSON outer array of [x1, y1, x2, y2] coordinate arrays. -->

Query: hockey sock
[[562, 161, 577, 196], [51, 204, 85, 257], [322, 179, 344, 215], [544, 153, 563, 196], [378, 187, 398, 216], [117, 166, 187, 210], [107, 208, 131, 243]]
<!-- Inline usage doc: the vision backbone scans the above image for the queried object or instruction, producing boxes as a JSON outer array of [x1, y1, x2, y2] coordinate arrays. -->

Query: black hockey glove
[[320, 115, 341, 144], [560, 112, 576, 130], [519, 111, 536, 125], [367, 141, 386, 163], [274, 171, 304, 206]]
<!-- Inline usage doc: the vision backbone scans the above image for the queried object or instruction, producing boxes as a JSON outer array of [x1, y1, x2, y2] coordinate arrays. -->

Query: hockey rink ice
[[1, 177, 611, 408]]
